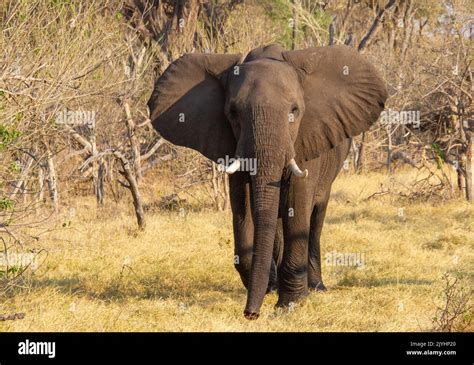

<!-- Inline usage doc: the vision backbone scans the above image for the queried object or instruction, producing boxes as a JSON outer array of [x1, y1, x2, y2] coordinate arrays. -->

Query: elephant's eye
[[290, 105, 299, 117]]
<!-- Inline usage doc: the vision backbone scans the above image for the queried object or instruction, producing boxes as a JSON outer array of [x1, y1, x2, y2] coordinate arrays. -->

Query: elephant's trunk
[[243, 105, 288, 319], [244, 175, 281, 319]]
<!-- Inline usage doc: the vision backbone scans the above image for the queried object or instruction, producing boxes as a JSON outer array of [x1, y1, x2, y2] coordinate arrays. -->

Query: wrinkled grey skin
[[148, 44, 388, 319], [229, 141, 350, 311]]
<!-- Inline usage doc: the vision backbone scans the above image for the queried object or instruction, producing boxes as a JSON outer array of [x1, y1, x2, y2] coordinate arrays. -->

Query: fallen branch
[[0, 312, 25, 321]]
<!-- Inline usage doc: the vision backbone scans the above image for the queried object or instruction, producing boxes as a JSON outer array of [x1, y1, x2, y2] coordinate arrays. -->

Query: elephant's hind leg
[[308, 200, 329, 291]]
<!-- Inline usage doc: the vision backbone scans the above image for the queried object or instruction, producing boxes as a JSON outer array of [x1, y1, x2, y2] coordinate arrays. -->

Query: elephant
[[147, 44, 387, 319]]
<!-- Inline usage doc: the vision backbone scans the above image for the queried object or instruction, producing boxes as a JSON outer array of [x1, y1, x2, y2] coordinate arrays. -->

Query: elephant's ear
[[282, 45, 388, 161], [148, 53, 242, 163]]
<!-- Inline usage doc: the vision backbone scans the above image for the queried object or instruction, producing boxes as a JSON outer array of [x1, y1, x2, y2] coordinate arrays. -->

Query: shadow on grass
[[31, 270, 247, 306], [337, 277, 434, 288], [325, 208, 395, 225]]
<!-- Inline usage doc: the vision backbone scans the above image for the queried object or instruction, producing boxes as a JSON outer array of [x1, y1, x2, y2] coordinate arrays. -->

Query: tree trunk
[[291, 0, 297, 50], [11, 157, 33, 197], [356, 132, 366, 173], [386, 125, 393, 173], [223, 173, 230, 211], [96, 160, 106, 205], [45, 146, 59, 213], [125, 102, 142, 184], [465, 132, 473, 202], [113, 150, 146, 230], [89, 121, 105, 205], [38, 167, 45, 203]]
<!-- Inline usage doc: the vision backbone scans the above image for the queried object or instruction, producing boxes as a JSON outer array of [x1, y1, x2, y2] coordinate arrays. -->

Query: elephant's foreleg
[[229, 173, 254, 290], [277, 181, 313, 307], [268, 218, 284, 292], [308, 200, 329, 291]]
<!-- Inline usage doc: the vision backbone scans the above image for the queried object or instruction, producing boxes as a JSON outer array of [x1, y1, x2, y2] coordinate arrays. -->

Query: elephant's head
[[147, 44, 387, 319]]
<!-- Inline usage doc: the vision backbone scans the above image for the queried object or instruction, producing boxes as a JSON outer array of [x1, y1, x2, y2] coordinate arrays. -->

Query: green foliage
[[49, 0, 71, 8], [431, 143, 446, 169], [0, 124, 22, 150], [432, 272, 473, 332], [0, 197, 14, 210], [0, 266, 20, 279], [414, 0, 446, 25], [260, 0, 293, 47], [258, 0, 332, 48], [9, 161, 21, 173], [263, 0, 292, 22]]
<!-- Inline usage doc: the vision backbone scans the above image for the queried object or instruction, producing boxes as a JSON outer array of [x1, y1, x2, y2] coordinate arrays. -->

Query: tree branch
[[358, 0, 395, 52]]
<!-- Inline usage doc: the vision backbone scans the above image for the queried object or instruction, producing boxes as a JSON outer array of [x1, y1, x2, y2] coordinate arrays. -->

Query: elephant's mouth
[[222, 157, 307, 179]]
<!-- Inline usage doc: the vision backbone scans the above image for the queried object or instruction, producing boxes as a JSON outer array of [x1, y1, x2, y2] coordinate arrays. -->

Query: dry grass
[[1, 170, 473, 332]]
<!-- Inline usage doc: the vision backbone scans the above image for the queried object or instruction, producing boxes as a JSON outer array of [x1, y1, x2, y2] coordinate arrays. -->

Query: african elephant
[[147, 44, 387, 319]]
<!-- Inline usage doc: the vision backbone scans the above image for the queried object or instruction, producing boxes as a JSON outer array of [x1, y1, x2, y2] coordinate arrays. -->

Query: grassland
[[1, 170, 472, 332]]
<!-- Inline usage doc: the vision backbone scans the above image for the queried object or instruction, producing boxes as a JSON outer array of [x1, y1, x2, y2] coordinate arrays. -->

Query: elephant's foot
[[243, 310, 260, 320], [275, 290, 308, 308], [266, 273, 278, 293], [309, 281, 327, 291]]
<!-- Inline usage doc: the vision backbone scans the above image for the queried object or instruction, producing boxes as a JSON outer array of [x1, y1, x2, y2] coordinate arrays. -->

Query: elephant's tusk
[[289, 158, 308, 178], [221, 158, 240, 174]]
